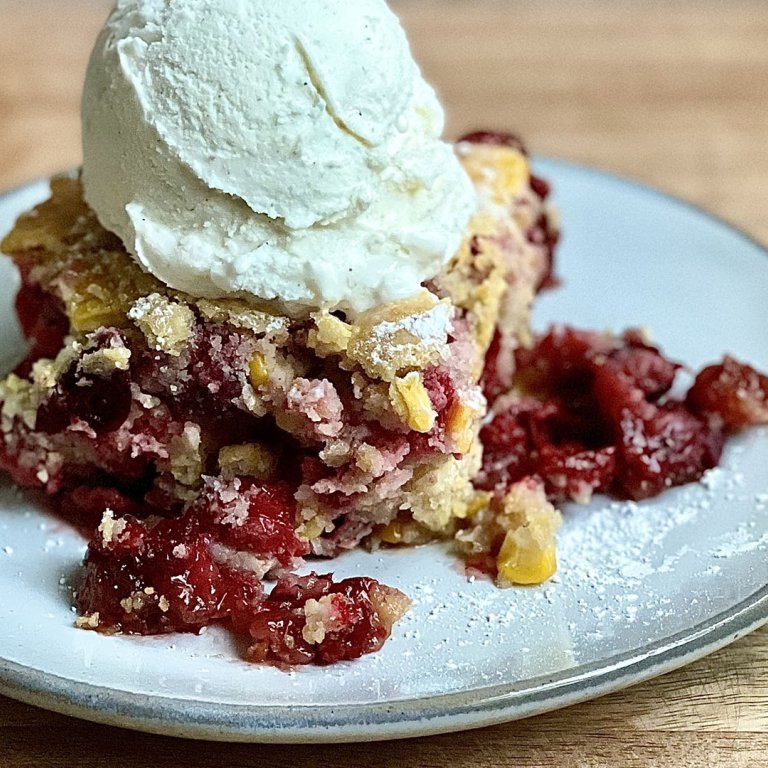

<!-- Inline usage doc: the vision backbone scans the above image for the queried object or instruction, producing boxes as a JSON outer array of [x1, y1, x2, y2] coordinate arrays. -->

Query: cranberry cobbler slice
[[0, 136, 556, 663]]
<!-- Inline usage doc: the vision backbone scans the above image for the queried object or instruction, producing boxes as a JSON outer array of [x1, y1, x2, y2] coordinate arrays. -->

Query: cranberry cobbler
[[0, 135, 558, 664], [2, 133, 766, 666]]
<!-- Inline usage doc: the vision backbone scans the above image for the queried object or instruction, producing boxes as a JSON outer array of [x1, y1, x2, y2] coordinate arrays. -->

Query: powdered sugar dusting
[[367, 302, 452, 369], [712, 523, 768, 558], [373, 302, 453, 344]]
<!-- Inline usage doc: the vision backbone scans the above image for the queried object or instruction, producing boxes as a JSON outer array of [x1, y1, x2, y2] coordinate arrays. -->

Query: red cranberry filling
[[687, 356, 768, 429], [236, 572, 408, 666], [74, 473, 408, 665], [6, 144, 768, 668], [480, 329, 507, 403], [59, 485, 147, 530], [460, 130, 529, 156], [77, 500, 405, 665], [189, 478, 309, 565], [13, 274, 69, 377], [78, 514, 263, 634], [480, 325, 767, 502], [36, 331, 133, 435]]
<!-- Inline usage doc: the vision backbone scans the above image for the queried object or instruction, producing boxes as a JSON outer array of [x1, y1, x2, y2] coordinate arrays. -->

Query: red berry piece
[[537, 443, 617, 503], [36, 331, 133, 435], [243, 572, 410, 666], [687, 356, 768, 430], [190, 477, 309, 566], [611, 404, 724, 500]]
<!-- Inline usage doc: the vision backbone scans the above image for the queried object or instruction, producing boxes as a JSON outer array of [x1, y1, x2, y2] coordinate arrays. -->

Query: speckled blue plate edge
[[1, 582, 766, 742]]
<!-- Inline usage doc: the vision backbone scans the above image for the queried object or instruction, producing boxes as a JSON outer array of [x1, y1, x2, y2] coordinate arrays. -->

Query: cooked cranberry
[[190, 478, 309, 565], [477, 399, 537, 490], [526, 398, 605, 450], [59, 485, 145, 530], [602, 344, 680, 401], [527, 211, 560, 290], [479, 325, 741, 504], [481, 330, 509, 402], [13, 278, 69, 377], [36, 332, 133, 435], [152, 517, 261, 627], [529, 174, 551, 200], [78, 519, 158, 632], [515, 325, 611, 384], [38, 364, 132, 434], [242, 572, 408, 666], [687, 356, 768, 430], [537, 443, 616, 502], [612, 404, 724, 500], [78, 513, 263, 634]]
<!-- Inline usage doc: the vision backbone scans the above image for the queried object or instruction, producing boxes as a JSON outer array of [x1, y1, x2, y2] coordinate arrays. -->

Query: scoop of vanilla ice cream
[[81, 0, 476, 316]]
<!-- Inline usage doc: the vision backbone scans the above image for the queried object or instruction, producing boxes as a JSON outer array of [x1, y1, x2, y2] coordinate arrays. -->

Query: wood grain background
[[1, 2, 767, 765]]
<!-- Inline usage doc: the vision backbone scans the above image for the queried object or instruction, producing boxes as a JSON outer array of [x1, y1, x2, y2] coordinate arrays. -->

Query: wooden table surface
[[1, 2, 767, 765]]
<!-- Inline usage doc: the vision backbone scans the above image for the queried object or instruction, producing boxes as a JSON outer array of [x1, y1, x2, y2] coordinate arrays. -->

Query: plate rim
[[0, 160, 767, 742], [1, 582, 766, 742]]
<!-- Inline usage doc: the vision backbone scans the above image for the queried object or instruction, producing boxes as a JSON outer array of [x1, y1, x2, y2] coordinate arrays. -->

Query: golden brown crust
[[2, 144, 549, 374], [0, 144, 552, 541]]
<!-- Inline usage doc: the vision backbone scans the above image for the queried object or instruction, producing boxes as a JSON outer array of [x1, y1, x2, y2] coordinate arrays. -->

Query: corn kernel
[[445, 401, 477, 454], [461, 145, 530, 202], [70, 296, 124, 332], [389, 372, 437, 433], [248, 352, 269, 387], [494, 480, 562, 585], [297, 515, 330, 541], [497, 531, 558, 585], [309, 312, 352, 355], [376, 518, 434, 546], [462, 491, 492, 520], [218, 443, 277, 480], [496, 147, 529, 197], [377, 519, 408, 544]]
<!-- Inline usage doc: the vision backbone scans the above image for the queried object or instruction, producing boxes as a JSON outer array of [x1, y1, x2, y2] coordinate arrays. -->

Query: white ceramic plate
[[0, 159, 766, 743]]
